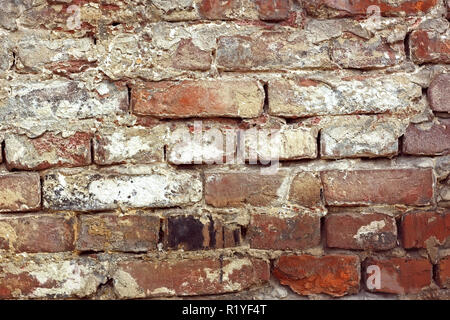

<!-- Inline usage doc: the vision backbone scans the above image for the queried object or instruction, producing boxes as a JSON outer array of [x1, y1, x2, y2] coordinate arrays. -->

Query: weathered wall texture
[[0, 0, 449, 300]]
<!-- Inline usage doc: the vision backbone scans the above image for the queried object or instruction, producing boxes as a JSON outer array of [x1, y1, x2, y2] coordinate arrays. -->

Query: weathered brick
[[402, 120, 450, 156], [164, 215, 241, 251], [43, 168, 202, 211], [132, 80, 263, 118], [205, 172, 286, 207], [321, 169, 433, 206], [17, 1, 98, 34], [168, 122, 238, 165], [0, 173, 41, 212], [245, 126, 318, 161], [3, 80, 128, 122], [255, 0, 291, 20], [216, 32, 332, 71], [0, 35, 13, 73], [288, 172, 323, 208], [410, 29, 450, 64], [15, 32, 94, 74], [76, 213, 160, 252], [248, 213, 321, 250], [268, 76, 421, 117], [273, 255, 360, 297], [0, 0, 29, 30], [152, 0, 200, 21], [172, 39, 212, 71], [447, 0, 450, 19], [331, 34, 405, 69], [5, 132, 92, 170], [94, 126, 165, 165], [401, 211, 450, 248], [198, 0, 291, 21], [325, 213, 397, 250], [0, 256, 108, 299], [197, 0, 249, 19], [0, 214, 74, 253], [437, 256, 450, 288], [320, 117, 400, 159], [113, 257, 269, 298], [428, 73, 450, 113], [364, 258, 432, 294], [303, 0, 439, 17]]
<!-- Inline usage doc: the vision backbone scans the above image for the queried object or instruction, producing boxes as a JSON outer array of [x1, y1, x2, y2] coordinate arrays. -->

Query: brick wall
[[0, 0, 449, 300]]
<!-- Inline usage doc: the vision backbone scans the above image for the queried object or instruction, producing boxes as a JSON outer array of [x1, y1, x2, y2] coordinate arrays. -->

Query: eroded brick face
[[303, 0, 439, 17], [0, 0, 449, 301], [205, 172, 286, 207], [428, 73, 450, 113], [273, 255, 360, 297], [321, 169, 434, 206], [76, 214, 160, 252], [401, 211, 450, 248], [248, 213, 321, 250], [410, 30, 450, 64], [325, 213, 397, 250], [0, 214, 74, 253], [402, 120, 450, 156], [131, 80, 264, 118], [0, 173, 41, 212], [114, 257, 270, 298], [5, 132, 92, 170]]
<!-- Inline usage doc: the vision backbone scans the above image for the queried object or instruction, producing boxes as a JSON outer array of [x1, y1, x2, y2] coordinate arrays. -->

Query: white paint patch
[[353, 220, 386, 243]]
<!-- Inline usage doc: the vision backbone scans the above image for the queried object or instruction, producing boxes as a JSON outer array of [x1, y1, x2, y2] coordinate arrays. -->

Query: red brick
[[172, 39, 212, 71], [205, 172, 286, 207], [93, 127, 165, 165], [364, 258, 432, 294], [428, 73, 450, 113], [0, 256, 107, 299], [5, 132, 92, 170], [0, 271, 41, 299], [197, 0, 240, 19], [196, 0, 293, 21], [410, 30, 450, 64], [273, 255, 360, 297], [16, 3, 97, 34], [325, 213, 397, 250], [303, 0, 439, 17], [268, 75, 420, 117], [321, 169, 433, 206], [288, 172, 323, 208], [437, 256, 450, 288], [131, 80, 263, 118], [114, 257, 269, 298], [163, 215, 241, 251], [331, 33, 405, 69], [248, 213, 320, 250], [401, 211, 450, 248], [76, 214, 160, 252], [216, 32, 332, 71], [447, 0, 450, 19], [0, 173, 41, 212], [255, 0, 290, 20], [402, 120, 450, 156], [0, 214, 74, 253]]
